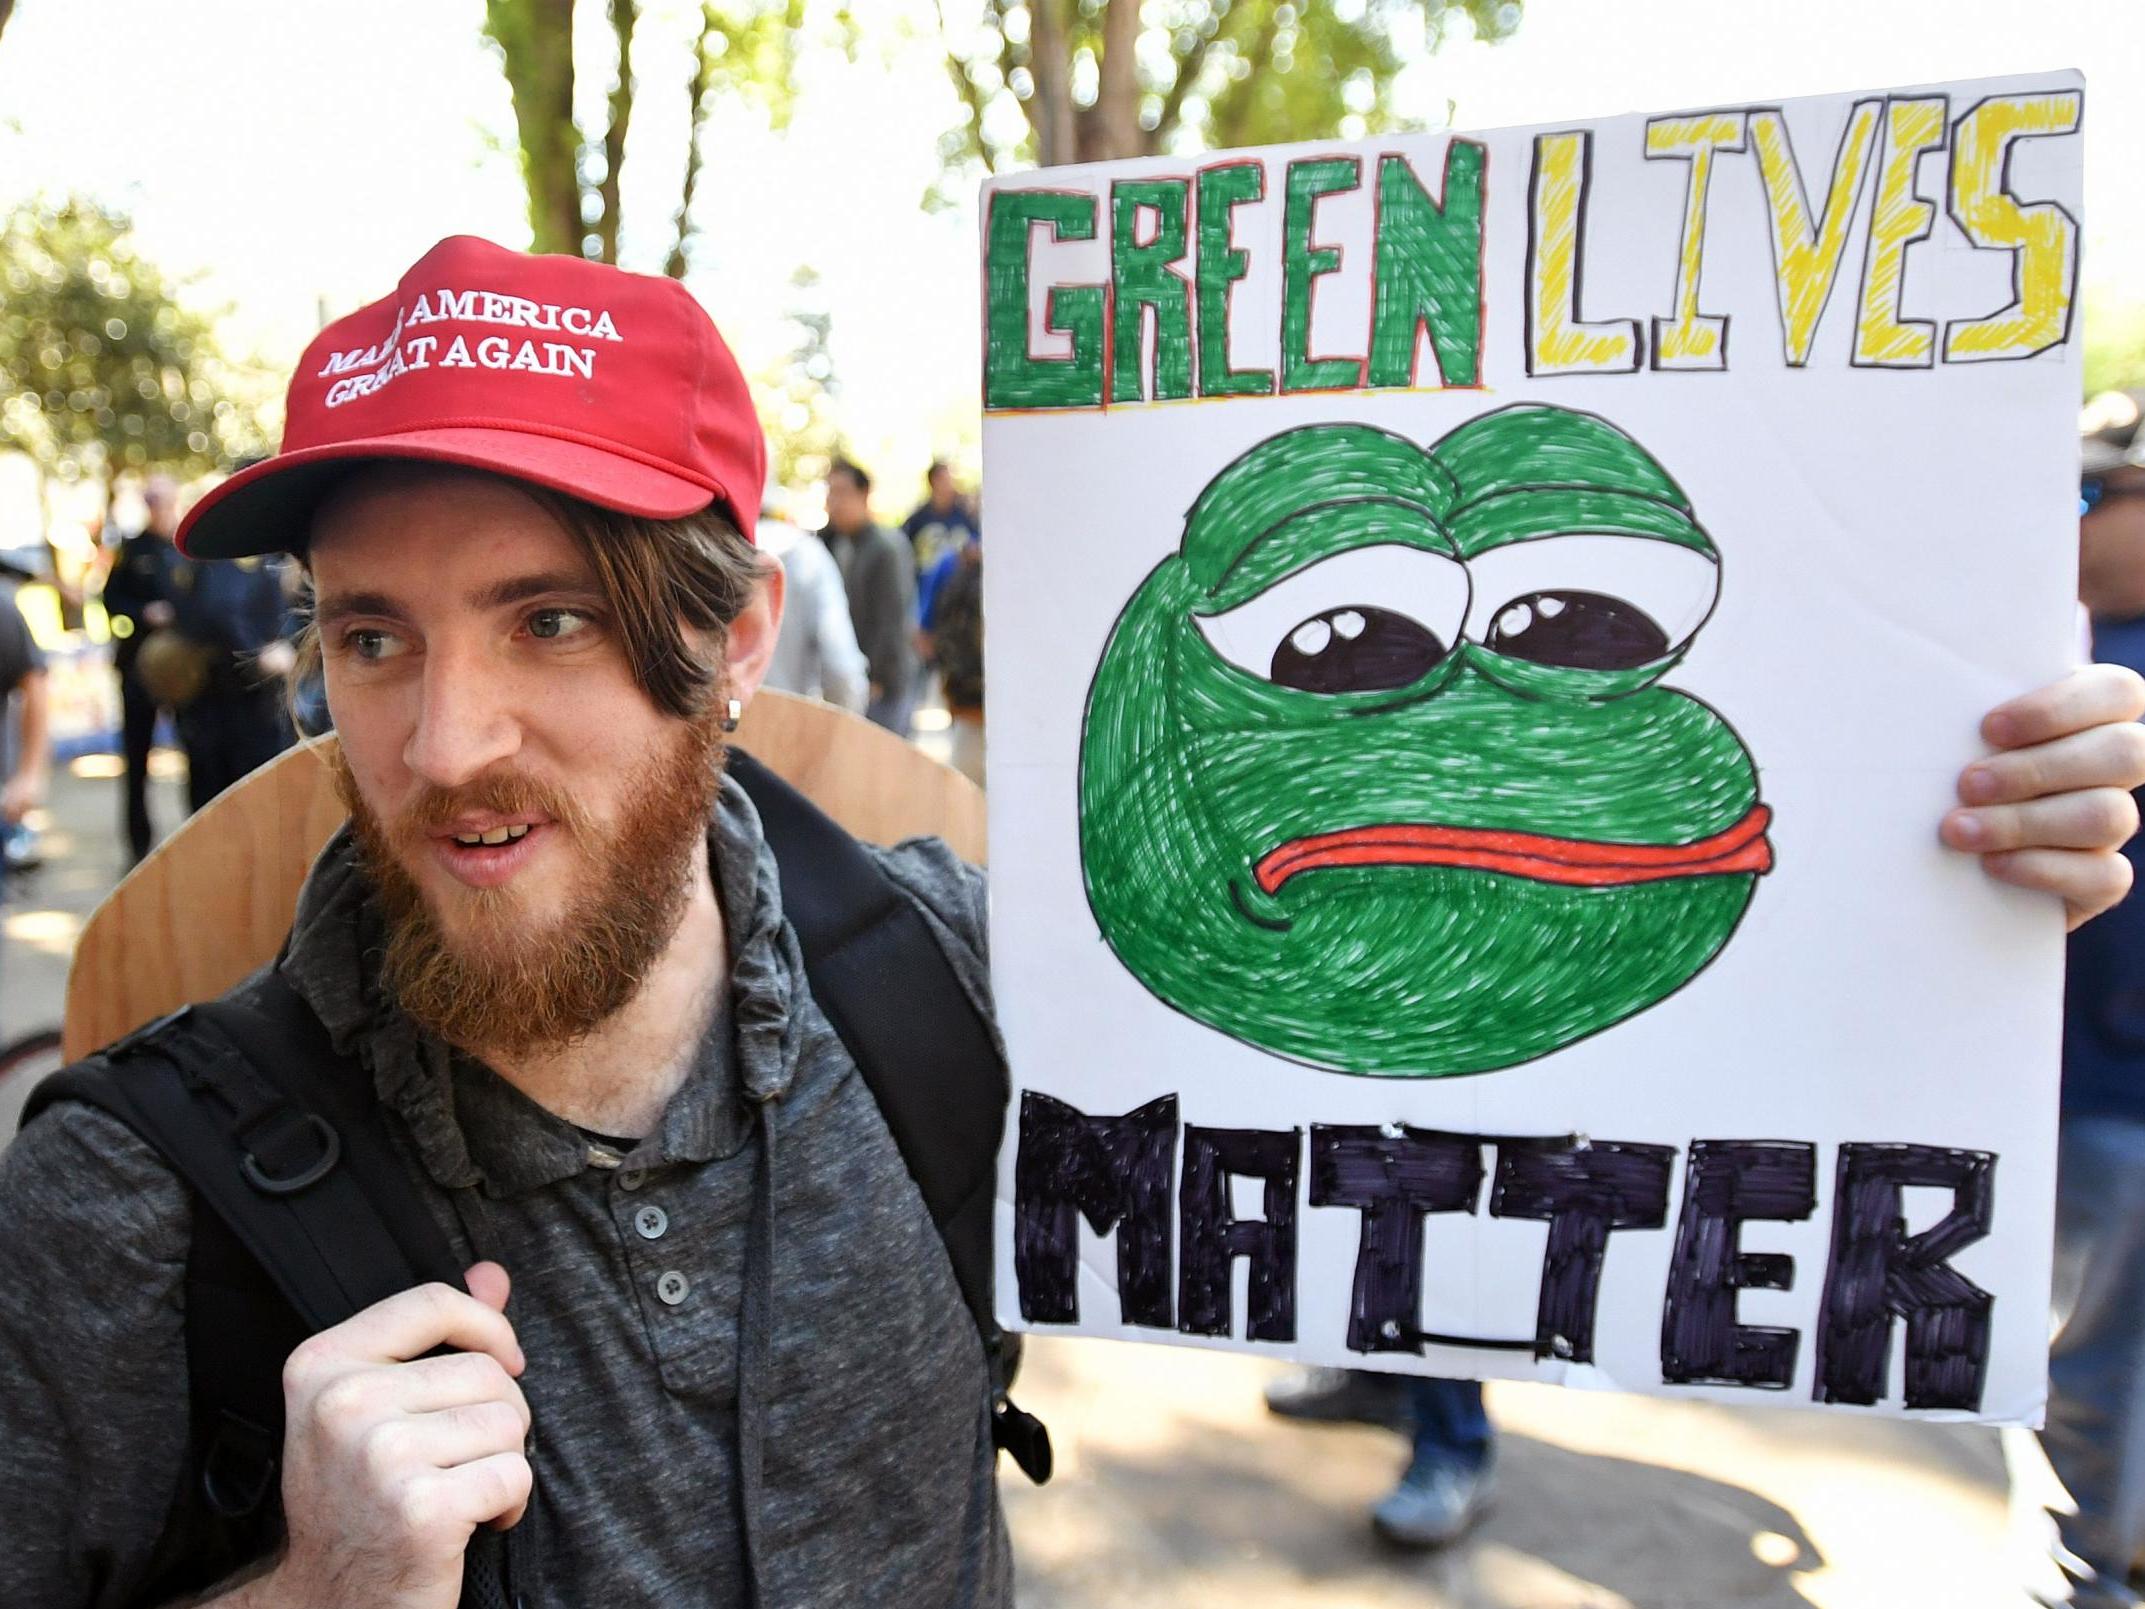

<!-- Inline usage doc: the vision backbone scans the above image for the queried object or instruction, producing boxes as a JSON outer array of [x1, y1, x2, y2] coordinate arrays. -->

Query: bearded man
[[0, 238, 1011, 1609]]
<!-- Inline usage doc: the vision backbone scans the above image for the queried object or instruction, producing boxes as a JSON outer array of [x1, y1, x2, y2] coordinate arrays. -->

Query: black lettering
[[1814, 1143, 1996, 1410], [1661, 1140, 1816, 1389], [1178, 1126, 1300, 1341], [1013, 1091, 1177, 1327], [1309, 1126, 1483, 1354], [1491, 1139, 1674, 1363]]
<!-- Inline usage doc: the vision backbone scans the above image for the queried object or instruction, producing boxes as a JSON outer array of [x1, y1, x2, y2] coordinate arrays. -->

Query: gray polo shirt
[[0, 777, 1011, 1607]]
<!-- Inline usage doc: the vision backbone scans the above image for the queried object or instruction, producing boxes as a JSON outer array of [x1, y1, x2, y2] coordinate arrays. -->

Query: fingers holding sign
[[1943, 663, 2145, 929]]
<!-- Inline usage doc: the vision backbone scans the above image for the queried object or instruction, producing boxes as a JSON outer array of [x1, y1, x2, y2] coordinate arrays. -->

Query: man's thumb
[[465, 1260, 512, 1314]]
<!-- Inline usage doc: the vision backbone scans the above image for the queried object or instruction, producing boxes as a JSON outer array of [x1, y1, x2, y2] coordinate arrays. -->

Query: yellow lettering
[[1527, 131, 1640, 376], [1943, 92, 2082, 362], [1854, 97, 1947, 368], [1751, 99, 1881, 366], [1645, 112, 1746, 370]]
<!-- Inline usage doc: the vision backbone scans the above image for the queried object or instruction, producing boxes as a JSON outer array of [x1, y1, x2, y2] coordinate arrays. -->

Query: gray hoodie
[[0, 776, 1011, 1607]]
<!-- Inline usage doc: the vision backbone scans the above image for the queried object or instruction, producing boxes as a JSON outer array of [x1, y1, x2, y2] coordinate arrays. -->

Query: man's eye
[[342, 628, 406, 662], [527, 608, 591, 641]]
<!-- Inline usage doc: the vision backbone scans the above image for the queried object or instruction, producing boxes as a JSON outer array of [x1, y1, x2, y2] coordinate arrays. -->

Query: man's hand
[[255, 1262, 531, 1609], [1941, 663, 2145, 929]]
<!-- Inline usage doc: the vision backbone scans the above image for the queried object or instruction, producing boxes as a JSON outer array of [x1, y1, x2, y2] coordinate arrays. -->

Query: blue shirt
[[2062, 615, 2145, 1122]]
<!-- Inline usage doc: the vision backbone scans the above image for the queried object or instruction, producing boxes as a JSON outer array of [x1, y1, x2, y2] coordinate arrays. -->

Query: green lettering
[[1110, 180, 1194, 405], [1281, 157, 1364, 393], [1196, 163, 1275, 399], [985, 190, 1105, 410], [1368, 142, 1486, 389]]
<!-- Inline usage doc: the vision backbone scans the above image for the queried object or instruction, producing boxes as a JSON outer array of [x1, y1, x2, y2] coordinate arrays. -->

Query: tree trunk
[[1086, 0, 1144, 164], [666, 5, 722, 279], [597, 0, 638, 265], [0, 2, 16, 51], [485, 0, 583, 256], [1026, 0, 1077, 168]]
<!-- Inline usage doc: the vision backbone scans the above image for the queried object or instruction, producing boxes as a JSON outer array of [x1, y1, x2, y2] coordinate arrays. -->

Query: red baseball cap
[[178, 235, 767, 558]]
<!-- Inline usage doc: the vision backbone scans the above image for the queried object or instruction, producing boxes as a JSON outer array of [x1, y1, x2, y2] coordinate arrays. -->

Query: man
[[0, 237, 1007, 1607], [2039, 389, 2145, 1609], [903, 458, 978, 580], [169, 540, 297, 810], [822, 458, 917, 734], [100, 471, 184, 861], [919, 529, 984, 785], [757, 511, 869, 713], [0, 565, 51, 999]]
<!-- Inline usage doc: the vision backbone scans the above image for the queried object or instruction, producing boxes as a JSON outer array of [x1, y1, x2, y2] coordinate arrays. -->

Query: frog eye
[[1193, 544, 1470, 694], [1463, 534, 1719, 671]]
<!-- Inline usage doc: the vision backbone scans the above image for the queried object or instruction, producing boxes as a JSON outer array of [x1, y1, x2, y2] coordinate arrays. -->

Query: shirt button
[[618, 1169, 646, 1192], [634, 1204, 669, 1241], [656, 1270, 690, 1306]]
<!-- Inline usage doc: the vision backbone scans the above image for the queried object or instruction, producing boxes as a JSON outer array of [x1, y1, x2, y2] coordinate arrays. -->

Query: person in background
[[1264, 1369, 1495, 1548], [100, 471, 184, 863], [902, 459, 977, 581], [758, 511, 869, 713], [0, 569, 51, 1027], [822, 458, 918, 735], [918, 530, 984, 786], [169, 541, 297, 812], [2039, 389, 2145, 1609]]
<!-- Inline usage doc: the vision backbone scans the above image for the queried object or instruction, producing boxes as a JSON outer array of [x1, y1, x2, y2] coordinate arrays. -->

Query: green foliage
[[0, 197, 269, 489], [938, 0, 1523, 179], [757, 266, 846, 497], [2084, 291, 2145, 398], [482, 0, 819, 274]]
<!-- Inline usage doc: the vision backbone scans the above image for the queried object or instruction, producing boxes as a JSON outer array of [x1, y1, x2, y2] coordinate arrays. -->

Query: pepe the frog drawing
[[1078, 403, 1775, 1077]]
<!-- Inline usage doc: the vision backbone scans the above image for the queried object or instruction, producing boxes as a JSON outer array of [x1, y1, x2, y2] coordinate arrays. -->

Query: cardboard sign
[[983, 72, 2084, 1424]]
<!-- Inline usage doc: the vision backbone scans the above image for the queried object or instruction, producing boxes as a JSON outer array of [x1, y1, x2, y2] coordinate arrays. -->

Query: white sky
[[0, 0, 2138, 511]]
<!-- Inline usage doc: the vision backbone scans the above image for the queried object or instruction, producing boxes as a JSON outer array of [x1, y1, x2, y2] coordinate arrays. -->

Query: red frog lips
[[1253, 802, 1775, 896]]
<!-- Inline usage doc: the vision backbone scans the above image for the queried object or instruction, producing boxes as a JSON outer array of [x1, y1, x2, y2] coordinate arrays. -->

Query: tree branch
[[1153, 0, 1230, 150], [935, 0, 999, 171], [598, 0, 638, 265], [665, 3, 723, 279], [1091, 0, 1143, 162]]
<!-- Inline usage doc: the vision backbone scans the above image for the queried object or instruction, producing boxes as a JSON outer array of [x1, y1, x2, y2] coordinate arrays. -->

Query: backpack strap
[[24, 979, 523, 1607], [727, 749, 1051, 1483]]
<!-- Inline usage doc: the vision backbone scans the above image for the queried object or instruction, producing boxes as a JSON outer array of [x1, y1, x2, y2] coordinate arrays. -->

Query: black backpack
[[24, 751, 1049, 1608]]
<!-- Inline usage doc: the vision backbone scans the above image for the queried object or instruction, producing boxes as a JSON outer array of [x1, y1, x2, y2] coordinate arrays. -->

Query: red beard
[[332, 716, 724, 1056]]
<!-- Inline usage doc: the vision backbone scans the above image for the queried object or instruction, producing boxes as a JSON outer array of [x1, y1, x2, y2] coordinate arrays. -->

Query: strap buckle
[[992, 1391, 1053, 1485], [239, 1113, 341, 1195]]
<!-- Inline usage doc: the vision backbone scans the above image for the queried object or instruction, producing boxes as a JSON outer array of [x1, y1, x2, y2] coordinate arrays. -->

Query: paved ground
[[0, 742, 2066, 1608]]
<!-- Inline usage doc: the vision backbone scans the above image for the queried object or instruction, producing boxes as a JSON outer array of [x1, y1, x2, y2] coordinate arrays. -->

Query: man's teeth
[[453, 824, 533, 847]]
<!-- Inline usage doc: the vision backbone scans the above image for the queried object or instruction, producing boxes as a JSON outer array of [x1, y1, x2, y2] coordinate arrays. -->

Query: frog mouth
[[1253, 803, 1774, 895]]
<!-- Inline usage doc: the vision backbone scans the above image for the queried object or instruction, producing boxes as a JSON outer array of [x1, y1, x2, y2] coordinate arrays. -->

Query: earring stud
[[720, 697, 742, 733]]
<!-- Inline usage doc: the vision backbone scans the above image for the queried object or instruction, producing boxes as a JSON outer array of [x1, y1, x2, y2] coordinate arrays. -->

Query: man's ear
[[723, 558, 787, 708]]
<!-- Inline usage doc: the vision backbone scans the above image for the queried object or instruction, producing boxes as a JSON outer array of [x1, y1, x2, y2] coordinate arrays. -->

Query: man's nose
[[403, 644, 522, 787]]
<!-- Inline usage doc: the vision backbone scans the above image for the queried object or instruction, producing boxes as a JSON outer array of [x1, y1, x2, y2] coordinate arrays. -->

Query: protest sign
[[982, 71, 2085, 1424]]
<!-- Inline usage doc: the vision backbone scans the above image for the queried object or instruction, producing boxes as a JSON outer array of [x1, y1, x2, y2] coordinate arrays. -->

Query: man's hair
[[292, 470, 768, 724], [828, 458, 871, 496], [927, 459, 951, 480]]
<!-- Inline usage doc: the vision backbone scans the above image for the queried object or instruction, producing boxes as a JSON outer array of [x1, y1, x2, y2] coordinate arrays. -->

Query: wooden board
[[62, 690, 987, 1060]]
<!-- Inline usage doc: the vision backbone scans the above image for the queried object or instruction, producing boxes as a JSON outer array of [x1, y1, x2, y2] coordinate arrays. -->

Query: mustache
[[389, 773, 592, 845]]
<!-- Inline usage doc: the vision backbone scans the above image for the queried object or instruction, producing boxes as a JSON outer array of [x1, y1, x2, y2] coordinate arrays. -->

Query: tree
[[937, 0, 1524, 175], [0, 197, 269, 504], [757, 265, 846, 497], [481, 0, 814, 277]]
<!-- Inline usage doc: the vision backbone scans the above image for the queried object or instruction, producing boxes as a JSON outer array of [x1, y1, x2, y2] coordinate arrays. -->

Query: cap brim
[[177, 427, 726, 559]]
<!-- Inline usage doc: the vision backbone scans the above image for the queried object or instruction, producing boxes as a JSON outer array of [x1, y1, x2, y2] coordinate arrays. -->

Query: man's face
[[143, 475, 179, 538], [929, 466, 954, 506], [2081, 463, 2145, 619], [825, 472, 867, 532], [309, 465, 726, 1051]]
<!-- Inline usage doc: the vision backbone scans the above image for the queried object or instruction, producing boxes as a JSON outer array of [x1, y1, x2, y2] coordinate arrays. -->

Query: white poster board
[[983, 71, 2084, 1425]]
